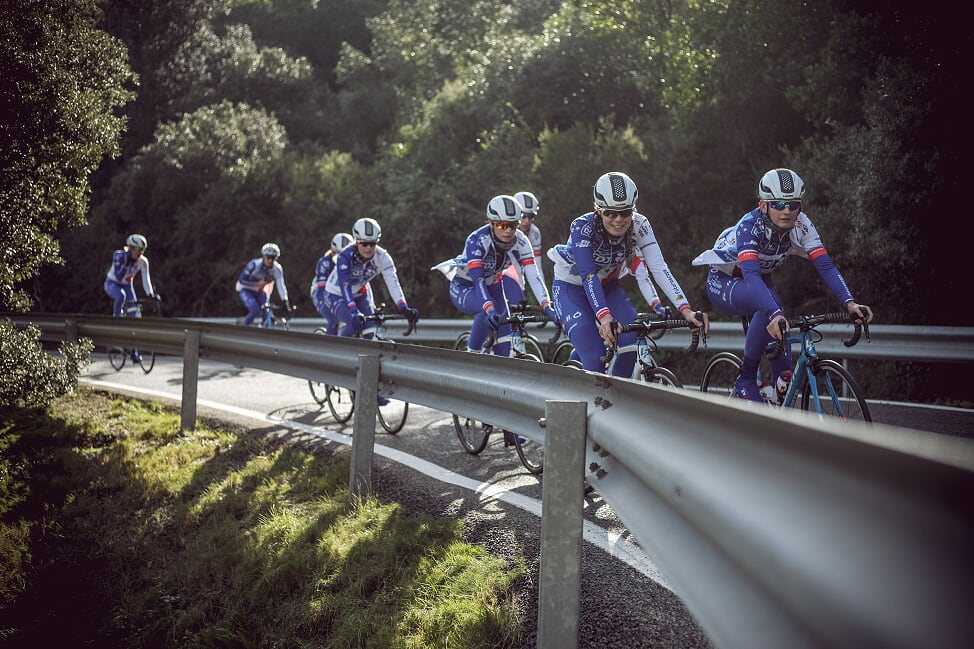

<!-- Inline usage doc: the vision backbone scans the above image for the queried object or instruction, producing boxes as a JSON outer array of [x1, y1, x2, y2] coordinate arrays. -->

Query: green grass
[[0, 388, 525, 648]]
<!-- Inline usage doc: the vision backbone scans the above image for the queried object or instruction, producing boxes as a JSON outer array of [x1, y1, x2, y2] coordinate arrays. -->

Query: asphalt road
[[80, 354, 974, 648]]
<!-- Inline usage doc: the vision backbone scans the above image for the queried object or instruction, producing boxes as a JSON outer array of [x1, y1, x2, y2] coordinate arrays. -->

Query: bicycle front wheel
[[522, 335, 544, 363], [308, 327, 330, 405], [549, 339, 575, 365], [801, 359, 871, 423], [378, 399, 409, 434], [108, 347, 126, 371], [454, 415, 492, 454], [326, 386, 356, 423], [700, 352, 742, 397], [513, 432, 544, 475], [139, 351, 156, 374], [640, 366, 683, 389]]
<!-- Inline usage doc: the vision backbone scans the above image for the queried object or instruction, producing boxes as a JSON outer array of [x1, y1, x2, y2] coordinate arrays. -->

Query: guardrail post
[[181, 329, 200, 431], [537, 400, 587, 649], [349, 353, 380, 504], [65, 318, 78, 341]]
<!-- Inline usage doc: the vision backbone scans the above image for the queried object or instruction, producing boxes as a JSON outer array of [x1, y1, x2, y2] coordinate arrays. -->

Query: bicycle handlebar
[[360, 309, 417, 336], [766, 312, 867, 360], [600, 311, 706, 365]]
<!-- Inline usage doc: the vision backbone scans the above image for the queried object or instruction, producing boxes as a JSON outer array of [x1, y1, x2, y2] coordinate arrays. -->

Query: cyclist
[[626, 251, 668, 318], [104, 233, 160, 361], [236, 242, 291, 326], [310, 232, 353, 334], [547, 171, 707, 375], [692, 167, 873, 402], [433, 195, 558, 356], [500, 190, 546, 308], [325, 217, 419, 339]]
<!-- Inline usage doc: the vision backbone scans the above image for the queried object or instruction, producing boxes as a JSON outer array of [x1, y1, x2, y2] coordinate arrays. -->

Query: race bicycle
[[699, 312, 871, 422], [452, 305, 555, 475], [308, 304, 418, 434], [599, 311, 706, 387], [549, 306, 677, 367], [107, 296, 162, 373]]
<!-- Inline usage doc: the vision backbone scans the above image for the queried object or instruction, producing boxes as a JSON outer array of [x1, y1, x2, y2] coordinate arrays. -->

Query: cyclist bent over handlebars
[[692, 168, 873, 403]]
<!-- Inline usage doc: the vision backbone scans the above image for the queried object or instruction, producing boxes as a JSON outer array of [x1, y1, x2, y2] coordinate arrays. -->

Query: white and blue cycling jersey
[[325, 244, 407, 308], [432, 224, 551, 311], [310, 251, 338, 299], [105, 249, 154, 295], [691, 207, 853, 306], [548, 211, 690, 322], [236, 257, 289, 302]]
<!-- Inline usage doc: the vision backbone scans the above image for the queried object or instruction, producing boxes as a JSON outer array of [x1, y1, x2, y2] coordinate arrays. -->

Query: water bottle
[[758, 382, 776, 404], [774, 370, 793, 404]]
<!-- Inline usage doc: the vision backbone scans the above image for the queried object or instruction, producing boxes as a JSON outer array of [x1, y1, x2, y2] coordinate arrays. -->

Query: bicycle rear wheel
[[327, 386, 356, 423], [801, 359, 871, 423], [639, 366, 683, 389], [108, 347, 126, 370], [700, 352, 742, 397], [138, 351, 156, 374], [308, 327, 330, 405]]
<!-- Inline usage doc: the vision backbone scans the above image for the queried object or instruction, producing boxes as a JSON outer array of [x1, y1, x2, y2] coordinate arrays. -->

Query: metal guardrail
[[10, 313, 974, 649], [191, 317, 974, 362]]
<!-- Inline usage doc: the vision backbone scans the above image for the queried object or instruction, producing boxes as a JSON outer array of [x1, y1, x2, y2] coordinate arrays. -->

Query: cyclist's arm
[[569, 222, 613, 323], [633, 217, 691, 314], [272, 263, 289, 302], [464, 235, 495, 312], [138, 256, 155, 296], [376, 249, 408, 308]]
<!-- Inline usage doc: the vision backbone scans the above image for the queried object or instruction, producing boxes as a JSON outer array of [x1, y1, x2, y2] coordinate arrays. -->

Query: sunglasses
[[521, 212, 537, 219], [493, 221, 518, 231], [357, 241, 377, 248], [263, 255, 276, 260], [768, 200, 802, 212], [601, 207, 634, 219]]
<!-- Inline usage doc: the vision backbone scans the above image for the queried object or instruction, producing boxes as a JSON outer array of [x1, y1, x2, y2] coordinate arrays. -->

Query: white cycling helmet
[[757, 168, 806, 201], [331, 232, 353, 253], [513, 191, 539, 216], [352, 217, 381, 242], [593, 172, 638, 210], [486, 194, 522, 222], [126, 233, 147, 250], [261, 242, 281, 258]]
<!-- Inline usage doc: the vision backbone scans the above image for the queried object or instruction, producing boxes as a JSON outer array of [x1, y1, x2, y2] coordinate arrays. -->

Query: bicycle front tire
[[308, 327, 330, 405], [108, 347, 126, 371], [378, 399, 409, 434], [549, 339, 575, 365], [326, 386, 356, 423], [700, 352, 742, 397], [639, 366, 683, 389], [522, 335, 544, 363], [800, 359, 871, 423]]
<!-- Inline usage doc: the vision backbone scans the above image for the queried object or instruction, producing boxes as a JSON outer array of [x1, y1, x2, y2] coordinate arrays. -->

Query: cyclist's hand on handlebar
[[484, 307, 502, 331], [400, 305, 419, 323], [651, 301, 667, 318], [543, 304, 559, 325], [767, 314, 788, 340], [847, 301, 873, 325], [598, 313, 618, 346], [680, 306, 709, 334]]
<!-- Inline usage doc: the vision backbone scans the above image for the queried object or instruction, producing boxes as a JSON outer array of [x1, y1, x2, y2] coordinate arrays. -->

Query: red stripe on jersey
[[808, 246, 828, 260], [738, 250, 759, 263]]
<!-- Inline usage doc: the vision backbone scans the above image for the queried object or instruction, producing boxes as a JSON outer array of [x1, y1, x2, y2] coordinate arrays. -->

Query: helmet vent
[[777, 170, 795, 194], [609, 174, 627, 201]]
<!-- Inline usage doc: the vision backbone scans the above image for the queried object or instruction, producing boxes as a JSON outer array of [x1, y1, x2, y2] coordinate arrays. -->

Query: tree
[[0, 0, 136, 311]]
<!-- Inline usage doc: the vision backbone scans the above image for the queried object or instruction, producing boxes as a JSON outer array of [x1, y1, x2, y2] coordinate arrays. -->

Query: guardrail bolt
[[537, 417, 547, 428]]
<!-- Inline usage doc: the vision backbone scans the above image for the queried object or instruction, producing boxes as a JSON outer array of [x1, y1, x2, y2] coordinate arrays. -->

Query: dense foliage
[[0, 321, 93, 408], [9, 0, 970, 325]]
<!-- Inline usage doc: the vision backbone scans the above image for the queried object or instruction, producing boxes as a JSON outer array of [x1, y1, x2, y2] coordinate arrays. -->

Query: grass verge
[[0, 388, 525, 648]]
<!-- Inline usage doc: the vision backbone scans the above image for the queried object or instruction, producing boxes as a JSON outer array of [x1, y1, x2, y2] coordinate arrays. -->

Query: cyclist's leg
[[487, 283, 512, 356], [104, 280, 127, 317], [313, 289, 337, 334], [554, 281, 603, 372], [357, 295, 377, 339], [764, 286, 794, 383], [239, 289, 263, 326], [451, 279, 488, 352], [603, 282, 638, 378], [333, 296, 366, 338], [706, 270, 774, 402]]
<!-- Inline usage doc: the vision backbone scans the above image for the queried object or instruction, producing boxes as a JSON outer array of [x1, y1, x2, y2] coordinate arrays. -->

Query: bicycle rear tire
[[512, 354, 544, 475], [800, 359, 871, 423], [700, 352, 742, 397], [108, 347, 126, 371], [378, 399, 409, 434], [454, 416, 492, 454]]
